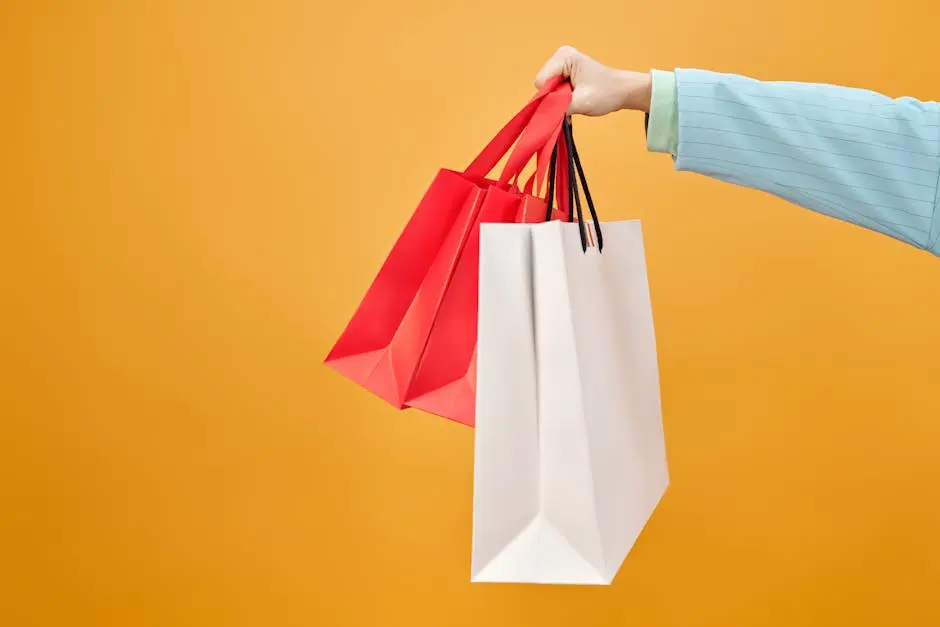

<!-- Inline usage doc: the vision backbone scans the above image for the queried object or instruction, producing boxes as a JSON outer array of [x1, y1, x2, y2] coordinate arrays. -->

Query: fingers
[[535, 46, 597, 116], [535, 45, 578, 89]]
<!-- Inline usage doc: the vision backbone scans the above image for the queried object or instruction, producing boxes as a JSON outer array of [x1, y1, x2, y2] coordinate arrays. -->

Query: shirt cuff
[[646, 69, 678, 155]]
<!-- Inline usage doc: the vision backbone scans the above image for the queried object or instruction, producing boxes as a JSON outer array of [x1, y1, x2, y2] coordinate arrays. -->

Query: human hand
[[535, 46, 652, 116]]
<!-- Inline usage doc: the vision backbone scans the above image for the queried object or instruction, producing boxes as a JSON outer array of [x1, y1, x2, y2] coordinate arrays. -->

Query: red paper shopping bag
[[403, 136, 572, 426], [325, 79, 572, 425]]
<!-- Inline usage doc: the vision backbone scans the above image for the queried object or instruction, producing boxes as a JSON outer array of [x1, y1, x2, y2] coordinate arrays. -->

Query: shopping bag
[[325, 78, 572, 426], [471, 121, 669, 584], [403, 132, 573, 426]]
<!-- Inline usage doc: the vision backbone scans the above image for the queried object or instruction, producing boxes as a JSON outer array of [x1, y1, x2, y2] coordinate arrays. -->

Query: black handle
[[565, 120, 587, 250], [543, 142, 559, 222], [542, 128, 575, 224], [542, 119, 604, 253], [564, 120, 603, 252]]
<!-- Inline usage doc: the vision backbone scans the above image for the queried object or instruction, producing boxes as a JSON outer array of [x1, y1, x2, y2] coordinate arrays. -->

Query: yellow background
[[3, 0, 940, 625]]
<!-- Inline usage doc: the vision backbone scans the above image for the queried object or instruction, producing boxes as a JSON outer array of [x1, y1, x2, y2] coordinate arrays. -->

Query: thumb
[[567, 87, 592, 116]]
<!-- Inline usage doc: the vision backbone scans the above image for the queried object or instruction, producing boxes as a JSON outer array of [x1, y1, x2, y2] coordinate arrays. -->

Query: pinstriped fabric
[[673, 69, 940, 255]]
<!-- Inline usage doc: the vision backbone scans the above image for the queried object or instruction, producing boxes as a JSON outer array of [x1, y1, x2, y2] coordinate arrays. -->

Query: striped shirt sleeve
[[673, 69, 940, 254]]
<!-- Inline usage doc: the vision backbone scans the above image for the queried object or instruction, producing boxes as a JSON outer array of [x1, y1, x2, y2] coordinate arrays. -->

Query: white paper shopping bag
[[471, 219, 669, 585]]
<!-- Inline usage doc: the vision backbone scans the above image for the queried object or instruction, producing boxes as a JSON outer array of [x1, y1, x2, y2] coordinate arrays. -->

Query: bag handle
[[565, 119, 603, 252], [543, 142, 559, 217], [542, 126, 571, 220], [518, 118, 566, 197], [496, 86, 571, 193], [463, 76, 568, 181], [544, 118, 603, 253]]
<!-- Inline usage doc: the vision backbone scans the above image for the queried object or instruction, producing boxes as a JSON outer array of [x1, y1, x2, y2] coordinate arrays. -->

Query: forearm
[[644, 69, 940, 255]]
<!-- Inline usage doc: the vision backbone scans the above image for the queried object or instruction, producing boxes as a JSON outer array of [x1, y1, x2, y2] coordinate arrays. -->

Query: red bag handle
[[542, 130, 571, 217], [496, 86, 571, 194], [513, 132, 559, 195], [463, 77, 570, 184], [519, 119, 566, 197]]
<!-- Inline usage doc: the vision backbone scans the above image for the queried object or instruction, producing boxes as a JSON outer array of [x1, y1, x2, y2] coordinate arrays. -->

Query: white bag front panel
[[472, 220, 668, 585], [546, 220, 669, 581]]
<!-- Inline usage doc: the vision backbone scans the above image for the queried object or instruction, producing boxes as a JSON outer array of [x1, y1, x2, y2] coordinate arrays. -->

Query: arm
[[646, 69, 940, 253], [535, 47, 940, 256]]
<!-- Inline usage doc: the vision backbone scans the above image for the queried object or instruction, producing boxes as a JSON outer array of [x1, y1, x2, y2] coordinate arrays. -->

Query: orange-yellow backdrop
[[3, 1, 940, 625]]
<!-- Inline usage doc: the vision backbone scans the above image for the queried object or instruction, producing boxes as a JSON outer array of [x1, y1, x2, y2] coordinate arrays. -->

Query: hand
[[535, 46, 652, 116]]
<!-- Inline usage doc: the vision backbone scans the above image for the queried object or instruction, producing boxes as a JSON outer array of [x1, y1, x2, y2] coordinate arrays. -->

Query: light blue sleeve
[[672, 69, 940, 255]]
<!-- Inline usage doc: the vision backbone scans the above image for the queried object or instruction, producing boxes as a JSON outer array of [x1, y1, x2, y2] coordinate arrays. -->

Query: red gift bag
[[326, 79, 573, 426]]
